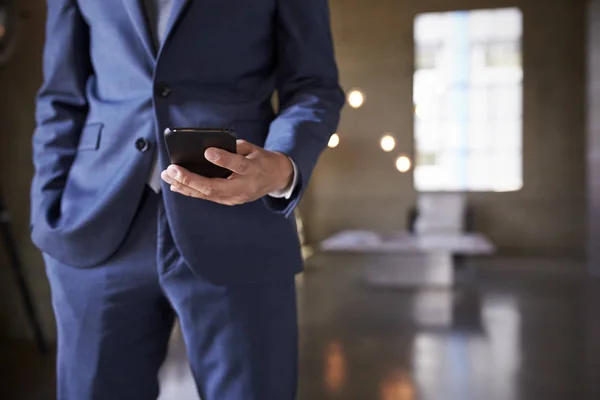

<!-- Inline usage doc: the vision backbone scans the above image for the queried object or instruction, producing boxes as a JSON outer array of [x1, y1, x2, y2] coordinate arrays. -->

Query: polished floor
[[2, 254, 600, 400]]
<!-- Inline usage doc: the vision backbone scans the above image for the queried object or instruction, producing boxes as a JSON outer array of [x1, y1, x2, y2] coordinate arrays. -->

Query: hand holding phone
[[162, 134, 296, 205], [164, 127, 237, 179]]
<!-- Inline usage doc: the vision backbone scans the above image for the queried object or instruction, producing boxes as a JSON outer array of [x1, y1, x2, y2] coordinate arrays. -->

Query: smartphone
[[164, 127, 237, 179]]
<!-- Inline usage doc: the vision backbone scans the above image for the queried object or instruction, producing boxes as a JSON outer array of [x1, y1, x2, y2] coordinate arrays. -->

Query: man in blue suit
[[29, 0, 344, 398]]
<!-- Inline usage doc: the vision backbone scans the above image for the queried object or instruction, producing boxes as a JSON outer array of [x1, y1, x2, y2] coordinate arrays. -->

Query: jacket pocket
[[77, 123, 103, 151]]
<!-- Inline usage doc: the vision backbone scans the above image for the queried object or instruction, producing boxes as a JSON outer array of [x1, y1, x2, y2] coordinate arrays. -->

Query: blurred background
[[1, 0, 600, 399]]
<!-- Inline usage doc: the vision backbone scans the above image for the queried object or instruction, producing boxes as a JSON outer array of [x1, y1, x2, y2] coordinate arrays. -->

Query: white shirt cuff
[[268, 157, 299, 200]]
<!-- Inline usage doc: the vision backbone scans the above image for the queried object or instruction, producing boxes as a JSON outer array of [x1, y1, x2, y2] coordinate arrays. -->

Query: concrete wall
[[588, 0, 600, 277], [305, 0, 587, 256], [0, 0, 587, 338], [0, 0, 49, 339]]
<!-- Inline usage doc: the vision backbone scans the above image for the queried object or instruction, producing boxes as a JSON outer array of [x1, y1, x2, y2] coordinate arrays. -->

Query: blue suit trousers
[[44, 188, 298, 400]]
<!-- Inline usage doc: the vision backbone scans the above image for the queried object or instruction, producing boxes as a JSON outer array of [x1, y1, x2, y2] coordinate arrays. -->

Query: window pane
[[413, 8, 523, 192]]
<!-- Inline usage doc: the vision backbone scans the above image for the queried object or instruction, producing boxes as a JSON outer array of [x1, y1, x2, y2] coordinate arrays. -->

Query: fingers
[[161, 165, 249, 205], [205, 147, 252, 175], [162, 165, 227, 196], [169, 182, 205, 198], [161, 167, 207, 198]]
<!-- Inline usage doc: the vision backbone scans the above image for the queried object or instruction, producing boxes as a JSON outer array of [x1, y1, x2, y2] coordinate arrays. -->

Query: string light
[[347, 90, 364, 108], [396, 155, 412, 173], [380, 135, 396, 152], [328, 133, 340, 148]]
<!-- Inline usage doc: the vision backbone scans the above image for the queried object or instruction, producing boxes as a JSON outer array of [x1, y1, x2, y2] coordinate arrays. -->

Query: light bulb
[[348, 90, 364, 108], [396, 155, 411, 173], [328, 133, 340, 148], [380, 135, 396, 152]]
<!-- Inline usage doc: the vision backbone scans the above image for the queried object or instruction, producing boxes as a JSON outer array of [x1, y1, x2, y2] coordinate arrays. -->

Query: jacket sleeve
[[30, 0, 92, 224], [262, 0, 345, 218]]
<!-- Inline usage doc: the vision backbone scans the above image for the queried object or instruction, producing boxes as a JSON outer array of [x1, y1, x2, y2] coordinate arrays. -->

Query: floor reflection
[[380, 369, 416, 400], [324, 340, 347, 395], [295, 254, 598, 400]]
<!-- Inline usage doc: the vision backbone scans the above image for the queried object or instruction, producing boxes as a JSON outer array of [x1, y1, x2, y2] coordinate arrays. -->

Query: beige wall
[[305, 0, 587, 255], [0, 0, 587, 338]]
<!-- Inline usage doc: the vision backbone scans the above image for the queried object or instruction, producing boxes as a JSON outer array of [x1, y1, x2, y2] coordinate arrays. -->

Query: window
[[413, 8, 523, 192]]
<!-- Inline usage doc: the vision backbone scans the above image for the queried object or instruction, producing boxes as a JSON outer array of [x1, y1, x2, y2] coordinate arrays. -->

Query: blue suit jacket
[[30, 0, 344, 284]]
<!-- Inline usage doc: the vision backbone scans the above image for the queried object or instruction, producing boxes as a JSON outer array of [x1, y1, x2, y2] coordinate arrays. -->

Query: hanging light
[[328, 133, 340, 148], [396, 155, 412, 173], [380, 135, 396, 152], [347, 90, 364, 109]]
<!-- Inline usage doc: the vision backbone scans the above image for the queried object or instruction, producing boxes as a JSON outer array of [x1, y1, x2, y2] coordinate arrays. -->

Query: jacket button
[[156, 83, 171, 98], [135, 138, 149, 152]]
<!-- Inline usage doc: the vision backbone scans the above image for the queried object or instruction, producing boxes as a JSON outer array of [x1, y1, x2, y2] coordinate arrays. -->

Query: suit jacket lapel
[[159, 0, 191, 55], [123, 0, 157, 61]]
